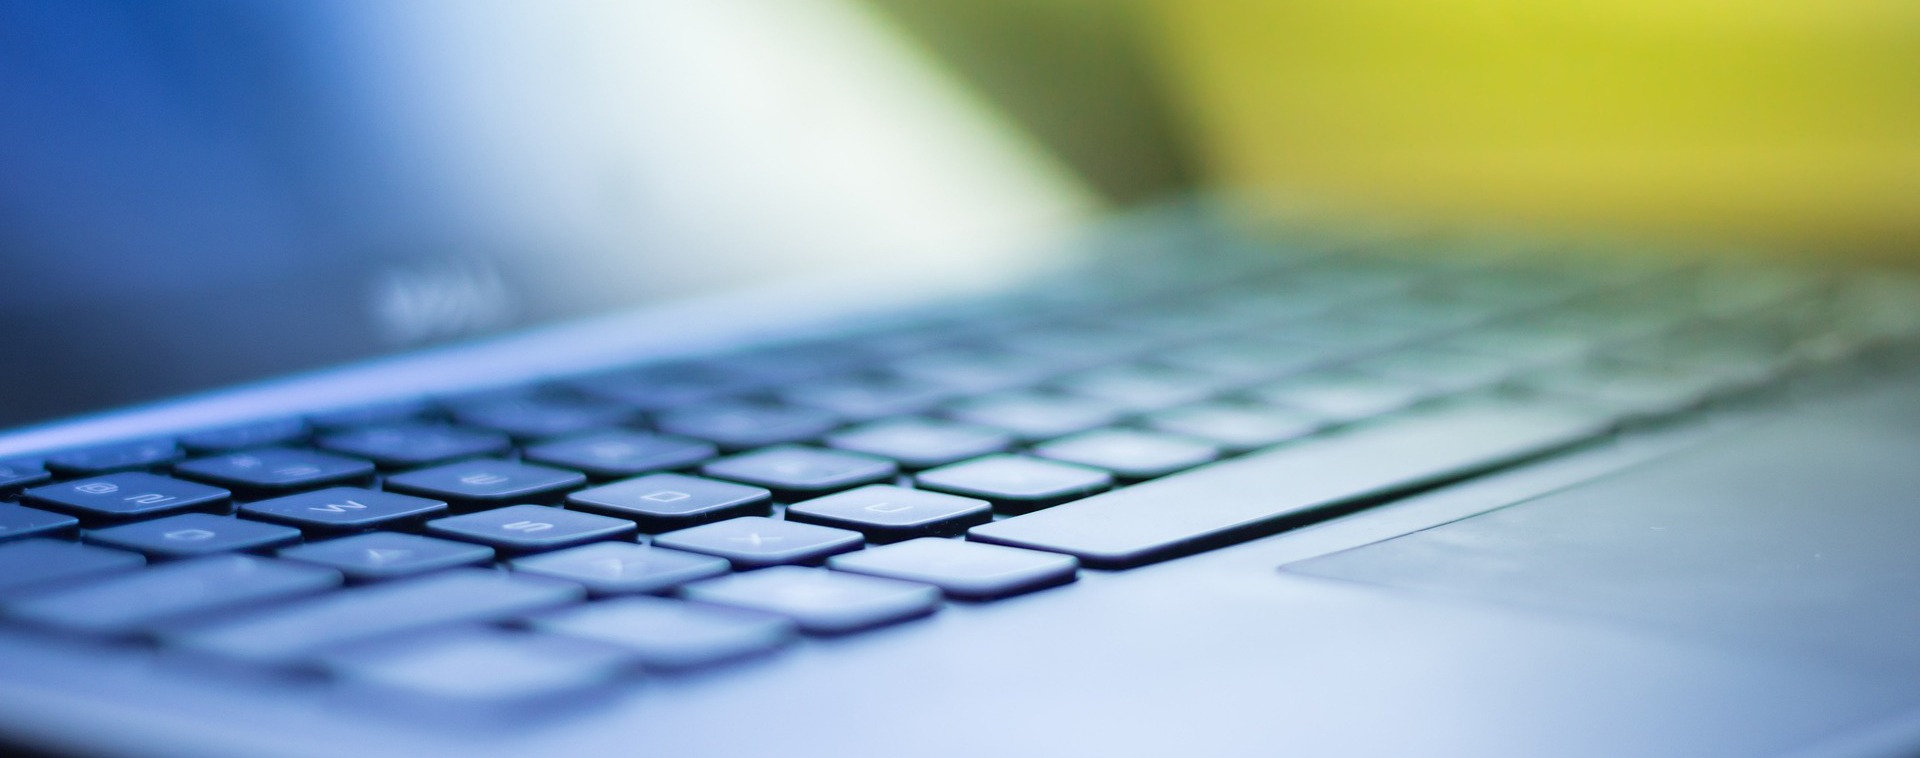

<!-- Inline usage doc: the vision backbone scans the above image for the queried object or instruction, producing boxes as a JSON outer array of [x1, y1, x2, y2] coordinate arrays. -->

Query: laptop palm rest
[[1289, 381, 1920, 672]]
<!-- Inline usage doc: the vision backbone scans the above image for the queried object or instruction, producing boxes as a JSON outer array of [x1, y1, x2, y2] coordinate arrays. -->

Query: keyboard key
[[944, 392, 1124, 443], [24, 473, 230, 525], [178, 418, 309, 453], [563, 364, 747, 411], [1347, 347, 1516, 394], [566, 474, 771, 532], [307, 400, 435, 431], [510, 543, 728, 595], [318, 626, 637, 706], [653, 516, 862, 568], [970, 402, 1609, 568], [279, 532, 493, 581], [0, 503, 79, 543], [163, 569, 583, 665], [915, 455, 1112, 513], [786, 485, 991, 540], [1242, 372, 1427, 423], [829, 538, 1077, 599], [1516, 362, 1732, 421], [317, 424, 512, 470], [824, 418, 1013, 470], [44, 438, 181, 476], [88, 513, 303, 559], [1052, 363, 1227, 413], [890, 347, 1065, 394], [1156, 337, 1340, 382], [1142, 402, 1324, 453], [386, 459, 587, 510], [1033, 429, 1219, 480], [6, 555, 340, 636], [173, 448, 375, 496], [522, 431, 715, 479], [0, 539, 144, 597], [426, 505, 635, 554], [447, 395, 638, 441], [0, 459, 52, 493], [700, 446, 897, 502], [777, 375, 951, 420], [241, 487, 448, 533], [681, 566, 938, 634], [655, 402, 841, 451], [530, 596, 794, 669]]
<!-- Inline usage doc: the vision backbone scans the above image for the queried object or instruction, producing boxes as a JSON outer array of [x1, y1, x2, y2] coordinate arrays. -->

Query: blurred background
[[1, 0, 1916, 426], [873, 0, 1920, 256]]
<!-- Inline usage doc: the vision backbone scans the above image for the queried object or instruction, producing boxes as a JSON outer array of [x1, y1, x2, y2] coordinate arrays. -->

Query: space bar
[[967, 402, 1610, 568]]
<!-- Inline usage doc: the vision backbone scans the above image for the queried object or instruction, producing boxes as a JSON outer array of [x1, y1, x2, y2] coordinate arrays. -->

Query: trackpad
[[1289, 384, 1920, 671]]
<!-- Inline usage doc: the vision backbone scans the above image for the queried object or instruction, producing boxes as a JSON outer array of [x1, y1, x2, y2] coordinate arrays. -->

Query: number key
[[174, 448, 375, 496], [24, 473, 230, 525]]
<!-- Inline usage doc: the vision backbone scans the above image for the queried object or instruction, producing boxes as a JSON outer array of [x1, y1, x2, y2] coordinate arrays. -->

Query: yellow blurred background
[[869, 0, 1920, 258]]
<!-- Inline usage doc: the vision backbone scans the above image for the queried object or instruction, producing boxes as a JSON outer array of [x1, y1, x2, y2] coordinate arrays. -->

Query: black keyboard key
[[823, 418, 1013, 470], [163, 569, 584, 665], [279, 532, 493, 581], [44, 438, 181, 476], [447, 396, 638, 441], [786, 485, 990, 540], [510, 542, 728, 595], [385, 459, 587, 509], [307, 400, 435, 431], [426, 505, 635, 554], [174, 448, 375, 496], [0, 459, 51, 493], [565, 474, 771, 531], [1241, 372, 1427, 423], [1032, 429, 1219, 480], [0, 503, 79, 543], [6, 555, 340, 636], [699, 446, 896, 502], [178, 418, 309, 454], [317, 626, 637, 706], [653, 516, 862, 568], [317, 424, 512, 470], [969, 402, 1609, 568], [915, 455, 1112, 513], [1052, 363, 1227, 413], [529, 596, 794, 669], [777, 375, 951, 420], [23, 473, 230, 525], [654, 402, 840, 451], [241, 487, 448, 533], [1141, 402, 1324, 453], [828, 538, 1077, 599], [88, 513, 302, 559], [0, 539, 144, 597], [522, 431, 715, 479], [944, 392, 1124, 443], [680, 566, 938, 634]]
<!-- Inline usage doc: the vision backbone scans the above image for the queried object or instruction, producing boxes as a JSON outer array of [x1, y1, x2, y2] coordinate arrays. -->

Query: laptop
[[4, 3, 1920, 757]]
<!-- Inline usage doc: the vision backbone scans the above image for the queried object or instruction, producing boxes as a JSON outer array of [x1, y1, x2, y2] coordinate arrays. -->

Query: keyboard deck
[[1, 240, 1916, 711]]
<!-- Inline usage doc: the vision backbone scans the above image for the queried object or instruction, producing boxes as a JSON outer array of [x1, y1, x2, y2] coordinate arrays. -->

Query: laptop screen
[[0, 0, 1094, 429]]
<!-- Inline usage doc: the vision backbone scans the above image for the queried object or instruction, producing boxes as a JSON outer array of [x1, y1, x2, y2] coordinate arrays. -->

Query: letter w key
[[239, 487, 450, 533]]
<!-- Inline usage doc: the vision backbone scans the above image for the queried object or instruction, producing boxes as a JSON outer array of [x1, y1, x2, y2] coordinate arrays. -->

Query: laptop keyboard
[[1, 241, 1917, 710]]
